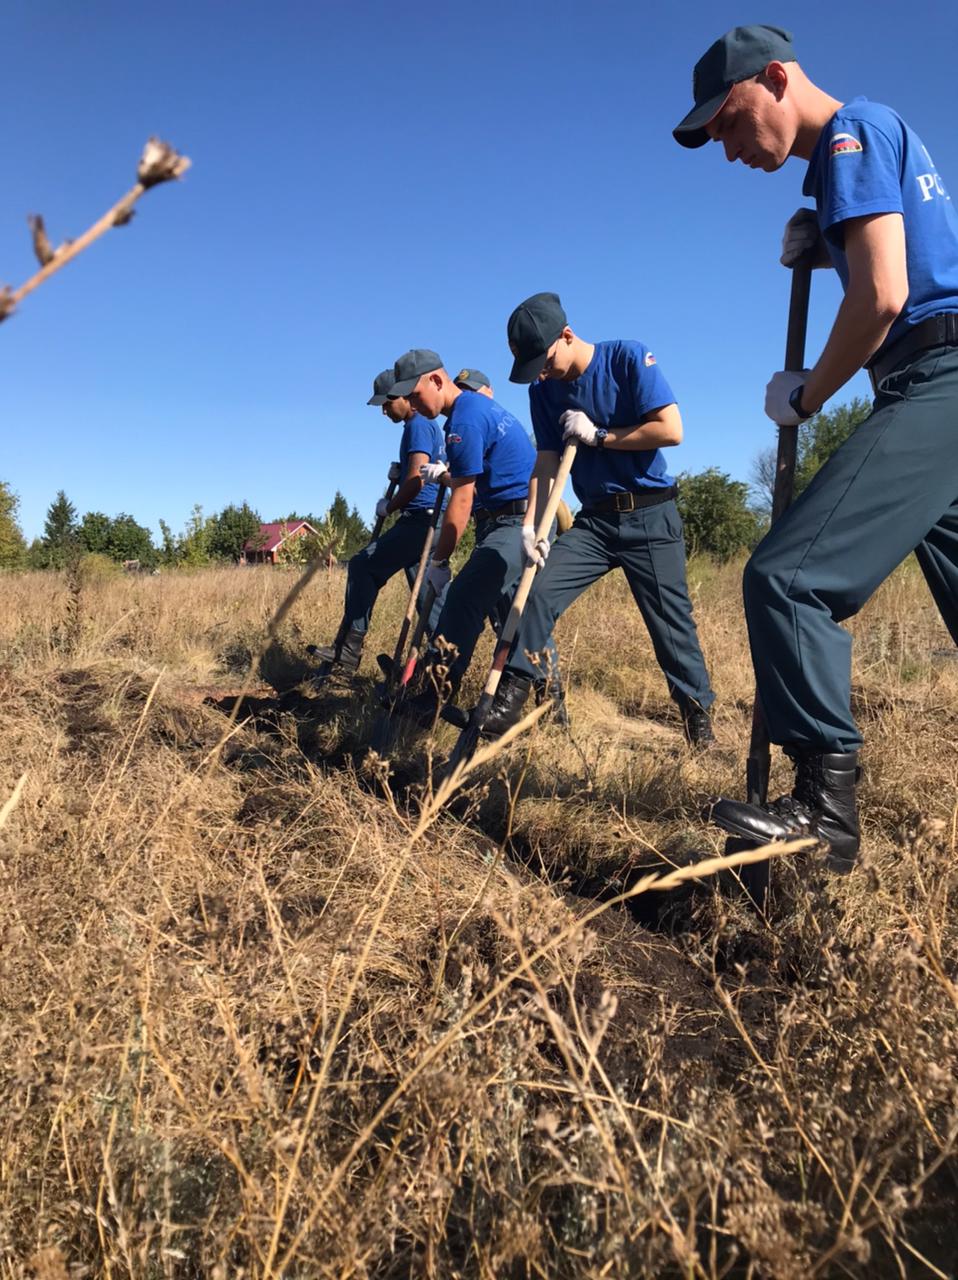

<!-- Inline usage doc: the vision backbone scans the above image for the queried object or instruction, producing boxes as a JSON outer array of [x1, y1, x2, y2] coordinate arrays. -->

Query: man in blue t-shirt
[[311, 367, 447, 672], [480, 292, 715, 745], [674, 25, 958, 869], [385, 347, 540, 722]]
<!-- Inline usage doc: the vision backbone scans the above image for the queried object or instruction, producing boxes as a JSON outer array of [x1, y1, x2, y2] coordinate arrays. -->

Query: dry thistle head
[[137, 136, 191, 188]]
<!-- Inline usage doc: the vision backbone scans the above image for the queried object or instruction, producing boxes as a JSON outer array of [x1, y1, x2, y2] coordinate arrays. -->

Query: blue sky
[[3, 0, 956, 540]]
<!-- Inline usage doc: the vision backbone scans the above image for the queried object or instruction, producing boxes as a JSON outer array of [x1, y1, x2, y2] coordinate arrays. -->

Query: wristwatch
[[787, 384, 813, 421], [595, 427, 609, 448]]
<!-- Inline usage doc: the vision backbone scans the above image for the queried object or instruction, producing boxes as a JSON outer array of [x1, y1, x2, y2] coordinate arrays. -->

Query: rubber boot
[[682, 703, 715, 748], [312, 626, 365, 672], [704, 747, 861, 873], [479, 673, 534, 739]]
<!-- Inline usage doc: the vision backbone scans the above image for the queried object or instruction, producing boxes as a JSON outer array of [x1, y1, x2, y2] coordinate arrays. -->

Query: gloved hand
[[375, 497, 392, 521], [780, 208, 832, 269], [560, 409, 599, 446], [387, 461, 402, 482], [765, 370, 813, 425], [420, 461, 449, 483], [521, 525, 550, 569], [425, 559, 452, 595]]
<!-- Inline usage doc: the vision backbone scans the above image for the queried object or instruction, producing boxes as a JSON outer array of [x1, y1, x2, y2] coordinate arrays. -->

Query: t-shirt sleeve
[[530, 388, 561, 451], [818, 116, 903, 237], [405, 416, 434, 456], [446, 412, 483, 479], [625, 344, 676, 417]]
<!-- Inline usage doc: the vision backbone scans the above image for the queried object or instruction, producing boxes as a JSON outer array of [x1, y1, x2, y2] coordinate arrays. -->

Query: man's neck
[[565, 338, 595, 381], [441, 384, 462, 417], [792, 84, 845, 162]]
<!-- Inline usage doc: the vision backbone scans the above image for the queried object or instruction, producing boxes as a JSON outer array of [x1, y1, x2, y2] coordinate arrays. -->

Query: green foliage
[[107, 514, 157, 566], [0, 481, 27, 570], [327, 491, 371, 559], [41, 490, 79, 569], [751, 397, 870, 514], [177, 505, 213, 568], [206, 502, 263, 562], [79, 512, 112, 556], [676, 468, 763, 562]]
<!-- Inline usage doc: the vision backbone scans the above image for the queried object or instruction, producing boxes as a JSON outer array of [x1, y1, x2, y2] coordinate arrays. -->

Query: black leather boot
[[704, 746, 861, 873], [398, 655, 459, 729], [312, 626, 365, 672], [536, 668, 571, 728], [479, 673, 534, 738], [682, 703, 715, 748]]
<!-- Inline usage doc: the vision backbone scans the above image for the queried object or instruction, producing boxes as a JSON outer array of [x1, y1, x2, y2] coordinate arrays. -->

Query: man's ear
[[561, 325, 575, 344], [762, 60, 789, 100]]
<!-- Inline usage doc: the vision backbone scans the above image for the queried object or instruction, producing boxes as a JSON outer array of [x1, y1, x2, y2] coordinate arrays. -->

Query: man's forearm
[[803, 290, 899, 410], [603, 421, 680, 451], [526, 452, 559, 529], [433, 487, 472, 561], [389, 476, 424, 512]]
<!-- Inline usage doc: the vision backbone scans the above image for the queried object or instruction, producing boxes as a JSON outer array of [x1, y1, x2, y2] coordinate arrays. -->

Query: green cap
[[506, 292, 567, 384], [673, 25, 796, 149], [367, 368, 397, 406], [389, 348, 443, 397], [453, 367, 491, 391]]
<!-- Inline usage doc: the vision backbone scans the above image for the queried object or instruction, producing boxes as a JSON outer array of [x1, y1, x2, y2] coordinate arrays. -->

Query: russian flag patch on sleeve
[[830, 132, 863, 157], [644, 351, 656, 366]]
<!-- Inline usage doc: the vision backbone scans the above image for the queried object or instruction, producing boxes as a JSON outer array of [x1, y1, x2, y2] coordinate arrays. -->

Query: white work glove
[[560, 409, 599, 446], [420, 461, 449, 483], [425, 559, 452, 595], [375, 497, 391, 521], [780, 207, 831, 269], [387, 461, 402, 482], [520, 525, 550, 569], [765, 370, 813, 426]]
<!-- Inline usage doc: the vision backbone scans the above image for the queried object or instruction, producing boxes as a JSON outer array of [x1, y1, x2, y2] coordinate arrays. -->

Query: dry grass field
[[1, 557, 956, 1278]]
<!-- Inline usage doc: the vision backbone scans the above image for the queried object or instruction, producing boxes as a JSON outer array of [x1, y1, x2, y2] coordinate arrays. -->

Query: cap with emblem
[[673, 25, 796, 149], [388, 348, 444, 397], [506, 291, 568, 383], [367, 368, 397, 406], [453, 367, 491, 391]]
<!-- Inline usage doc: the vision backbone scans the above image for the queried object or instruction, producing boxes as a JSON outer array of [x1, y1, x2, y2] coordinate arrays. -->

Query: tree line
[[0, 400, 869, 572]]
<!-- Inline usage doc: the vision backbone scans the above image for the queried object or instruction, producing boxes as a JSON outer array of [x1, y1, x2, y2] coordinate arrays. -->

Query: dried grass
[[1, 556, 956, 1278]]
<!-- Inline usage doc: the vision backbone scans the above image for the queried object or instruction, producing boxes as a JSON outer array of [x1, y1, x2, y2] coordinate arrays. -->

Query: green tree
[[207, 501, 263, 562], [327, 491, 371, 558], [106, 514, 157, 566], [0, 481, 27, 569], [158, 519, 179, 567], [79, 511, 112, 556], [676, 468, 763, 562], [751, 397, 869, 515], [42, 490, 79, 568], [178, 504, 213, 567]]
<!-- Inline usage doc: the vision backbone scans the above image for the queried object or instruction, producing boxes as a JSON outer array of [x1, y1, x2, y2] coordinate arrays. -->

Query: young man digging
[[311, 368, 447, 673], [481, 291, 716, 746], [674, 24, 958, 870]]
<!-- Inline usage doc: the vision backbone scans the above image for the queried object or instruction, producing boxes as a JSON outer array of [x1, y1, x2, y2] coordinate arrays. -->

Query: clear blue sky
[[3, 0, 956, 540]]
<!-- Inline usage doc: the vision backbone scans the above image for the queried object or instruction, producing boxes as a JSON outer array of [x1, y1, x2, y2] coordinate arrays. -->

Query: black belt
[[474, 499, 528, 521], [584, 485, 677, 515], [866, 312, 958, 390]]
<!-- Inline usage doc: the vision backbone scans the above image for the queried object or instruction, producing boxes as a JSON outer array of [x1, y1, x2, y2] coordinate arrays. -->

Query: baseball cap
[[453, 368, 491, 391], [673, 25, 796, 149], [389, 348, 443, 397], [367, 368, 396, 406], [506, 292, 567, 383]]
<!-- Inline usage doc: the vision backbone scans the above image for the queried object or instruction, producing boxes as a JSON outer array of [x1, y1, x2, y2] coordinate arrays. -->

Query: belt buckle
[[613, 492, 631, 513]]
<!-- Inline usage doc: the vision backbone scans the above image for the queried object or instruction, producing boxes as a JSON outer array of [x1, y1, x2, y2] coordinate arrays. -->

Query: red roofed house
[[241, 520, 320, 565]]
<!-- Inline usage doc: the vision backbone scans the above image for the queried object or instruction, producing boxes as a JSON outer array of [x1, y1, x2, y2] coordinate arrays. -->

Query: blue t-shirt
[[444, 392, 535, 510], [400, 413, 446, 512], [530, 340, 676, 508], [803, 98, 958, 352]]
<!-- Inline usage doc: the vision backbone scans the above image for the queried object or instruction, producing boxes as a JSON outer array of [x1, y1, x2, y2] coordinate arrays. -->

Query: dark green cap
[[506, 292, 567, 384], [673, 25, 796, 149], [453, 367, 491, 391], [389, 348, 443, 397], [367, 368, 396, 406]]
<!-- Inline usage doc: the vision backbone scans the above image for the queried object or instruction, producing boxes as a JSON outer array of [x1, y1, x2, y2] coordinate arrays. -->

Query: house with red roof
[[241, 520, 320, 565]]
